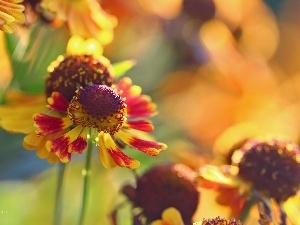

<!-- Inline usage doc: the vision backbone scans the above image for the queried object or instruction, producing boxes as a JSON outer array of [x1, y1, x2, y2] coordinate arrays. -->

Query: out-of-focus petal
[[151, 207, 184, 225], [0, 0, 25, 33]]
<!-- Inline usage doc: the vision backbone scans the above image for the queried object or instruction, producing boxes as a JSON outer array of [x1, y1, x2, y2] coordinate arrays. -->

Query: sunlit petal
[[98, 132, 140, 169], [34, 114, 72, 136], [116, 129, 166, 156], [46, 126, 84, 162], [125, 120, 154, 132]]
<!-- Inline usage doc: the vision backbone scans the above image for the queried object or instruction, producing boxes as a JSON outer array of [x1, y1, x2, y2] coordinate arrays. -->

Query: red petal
[[126, 120, 154, 132], [47, 92, 69, 113], [126, 96, 157, 118]]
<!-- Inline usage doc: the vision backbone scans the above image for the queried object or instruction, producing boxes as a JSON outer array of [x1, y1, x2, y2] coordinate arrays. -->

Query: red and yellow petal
[[125, 120, 154, 132], [126, 95, 157, 118], [34, 114, 72, 136], [116, 130, 166, 156], [116, 77, 141, 98], [46, 126, 85, 162], [23, 132, 60, 163], [98, 132, 140, 169], [68, 127, 89, 154], [47, 92, 69, 113]]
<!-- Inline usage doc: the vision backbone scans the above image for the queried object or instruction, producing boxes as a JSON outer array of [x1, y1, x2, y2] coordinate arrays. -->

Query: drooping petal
[[126, 95, 157, 118], [125, 120, 154, 132], [23, 132, 60, 163], [197, 165, 240, 189], [98, 132, 117, 169], [34, 114, 72, 136], [46, 126, 84, 162], [23, 132, 44, 150], [1, 119, 35, 134], [116, 130, 166, 156], [68, 127, 89, 154], [47, 92, 69, 113], [98, 132, 140, 169]]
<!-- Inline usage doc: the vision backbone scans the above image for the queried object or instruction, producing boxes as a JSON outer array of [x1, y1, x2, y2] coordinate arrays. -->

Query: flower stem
[[78, 135, 94, 225], [54, 163, 66, 225], [240, 196, 256, 223]]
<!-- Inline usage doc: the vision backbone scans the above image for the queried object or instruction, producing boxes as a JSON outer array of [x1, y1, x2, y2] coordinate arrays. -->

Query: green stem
[[240, 196, 256, 223], [78, 134, 94, 225], [54, 163, 66, 225]]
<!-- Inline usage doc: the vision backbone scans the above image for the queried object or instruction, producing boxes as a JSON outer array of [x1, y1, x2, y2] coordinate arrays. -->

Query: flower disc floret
[[232, 139, 300, 202], [201, 216, 243, 225], [68, 85, 126, 135], [46, 54, 115, 101]]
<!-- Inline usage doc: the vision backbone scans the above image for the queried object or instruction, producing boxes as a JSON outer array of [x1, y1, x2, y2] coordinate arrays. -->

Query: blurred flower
[[121, 163, 200, 224], [151, 207, 184, 225], [40, 0, 117, 45], [197, 138, 300, 224], [0, 35, 166, 166], [33, 77, 166, 168], [0, 0, 25, 33], [0, 32, 12, 91]]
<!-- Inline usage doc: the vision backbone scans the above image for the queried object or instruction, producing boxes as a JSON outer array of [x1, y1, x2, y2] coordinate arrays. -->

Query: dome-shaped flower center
[[123, 164, 199, 224], [232, 139, 300, 202], [68, 85, 126, 135], [45, 54, 115, 101]]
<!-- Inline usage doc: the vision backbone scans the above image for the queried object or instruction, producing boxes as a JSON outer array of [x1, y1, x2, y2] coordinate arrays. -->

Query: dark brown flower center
[[126, 164, 199, 224], [45, 54, 115, 101], [68, 85, 126, 135], [233, 139, 300, 202]]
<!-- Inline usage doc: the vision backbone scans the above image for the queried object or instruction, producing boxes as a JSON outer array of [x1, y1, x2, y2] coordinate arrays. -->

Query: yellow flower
[[40, 0, 117, 45], [151, 207, 184, 225], [0, 0, 25, 33]]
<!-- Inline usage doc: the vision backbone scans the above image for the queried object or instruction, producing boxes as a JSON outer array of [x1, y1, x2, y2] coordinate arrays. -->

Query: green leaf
[[4, 33, 20, 58], [9, 20, 70, 94], [112, 60, 136, 78]]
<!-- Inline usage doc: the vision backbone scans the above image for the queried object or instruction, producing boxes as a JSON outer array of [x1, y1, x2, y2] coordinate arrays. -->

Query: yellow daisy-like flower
[[0, 0, 25, 33], [40, 0, 117, 45], [151, 207, 184, 225]]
